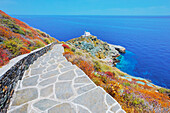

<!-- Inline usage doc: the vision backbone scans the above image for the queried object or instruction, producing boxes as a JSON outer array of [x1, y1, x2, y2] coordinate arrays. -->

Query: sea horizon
[[12, 15, 170, 18]]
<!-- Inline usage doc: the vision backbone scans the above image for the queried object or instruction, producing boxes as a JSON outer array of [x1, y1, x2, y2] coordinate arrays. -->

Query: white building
[[82, 31, 91, 37]]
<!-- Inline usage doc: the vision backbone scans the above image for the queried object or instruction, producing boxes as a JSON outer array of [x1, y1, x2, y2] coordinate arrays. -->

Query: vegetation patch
[[0, 10, 57, 67]]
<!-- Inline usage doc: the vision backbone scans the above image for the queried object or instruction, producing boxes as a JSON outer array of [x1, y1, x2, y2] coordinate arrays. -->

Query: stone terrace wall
[[0, 42, 57, 113]]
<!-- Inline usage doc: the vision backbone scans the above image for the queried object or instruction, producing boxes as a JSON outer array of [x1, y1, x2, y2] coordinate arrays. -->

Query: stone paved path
[[8, 44, 125, 113]]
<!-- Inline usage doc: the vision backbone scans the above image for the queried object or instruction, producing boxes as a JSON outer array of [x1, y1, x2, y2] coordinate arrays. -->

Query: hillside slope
[[63, 33, 170, 113], [0, 10, 57, 67]]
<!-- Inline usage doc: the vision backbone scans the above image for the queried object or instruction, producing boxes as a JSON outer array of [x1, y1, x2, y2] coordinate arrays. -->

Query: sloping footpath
[[8, 44, 125, 113]]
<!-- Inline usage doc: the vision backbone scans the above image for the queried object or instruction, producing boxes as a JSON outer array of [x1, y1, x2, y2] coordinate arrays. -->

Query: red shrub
[[105, 71, 114, 77], [62, 44, 70, 49], [26, 35, 33, 40], [0, 48, 9, 67], [79, 60, 94, 78], [20, 47, 31, 54], [12, 18, 33, 31], [0, 26, 13, 39], [0, 10, 11, 19], [63, 51, 73, 56]]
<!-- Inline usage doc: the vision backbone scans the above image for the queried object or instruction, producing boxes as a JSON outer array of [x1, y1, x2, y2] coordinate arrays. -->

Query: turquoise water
[[13, 15, 170, 88], [117, 51, 137, 76]]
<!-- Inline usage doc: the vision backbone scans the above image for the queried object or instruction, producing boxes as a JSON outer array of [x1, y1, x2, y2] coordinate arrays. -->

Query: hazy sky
[[0, 0, 170, 15]]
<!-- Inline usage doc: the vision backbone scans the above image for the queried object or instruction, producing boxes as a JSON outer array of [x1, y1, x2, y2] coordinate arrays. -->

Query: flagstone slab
[[60, 65, 76, 73], [76, 83, 96, 94], [73, 87, 108, 113], [57, 57, 67, 63], [30, 60, 41, 69], [58, 70, 76, 80], [47, 64, 58, 71], [39, 76, 57, 87], [44, 56, 51, 62], [41, 70, 60, 79], [33, 99, 59, 111], [22, 75, 39, 87], [117, 109, 126, 113], [77, 106, 90, 113], [40, 85, 53, 97], [110, 104, 121, 112], [73, 84, 85, 88], [75, 69, 85, 76], [9, 104, 28, 113], [106, 94, 117, 106], [48, 103, 76, 113], [12, 88, 38, 106], [74, 76, 91, 84], [31, 66, 46, 75], [55, 81, 75, 100], [41, 61, 48, 66], [48, 59, 56, 64], [60, 61, 72, 67]]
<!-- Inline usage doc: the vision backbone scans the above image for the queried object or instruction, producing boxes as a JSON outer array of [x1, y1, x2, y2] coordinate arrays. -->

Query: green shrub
[[34, 40, 45, 48], [93, 60, 102, 71], [92, 77, 101, 86], [1, 19, 25, 35], [132, 99, 140, 105], [100, 75, 107, 83], [1, 19, 12, 25], [75, 51, 83, 56], [158, 88, 170, 94], [4, 39, 23, 56], [123, 82, 131, 86], [25, 29, 33, 37], [44, 38, 51, 44], [101, 64, 113, 72], [71, 48, 76, 52], [115, 70, 126, 76], [132, 97, 145, 106], [7, 22, 18, 29], [13, 28, 25, 35]]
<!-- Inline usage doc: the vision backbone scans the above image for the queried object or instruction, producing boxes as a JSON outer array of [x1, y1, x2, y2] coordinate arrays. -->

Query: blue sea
[[13, 15, 170, 88]]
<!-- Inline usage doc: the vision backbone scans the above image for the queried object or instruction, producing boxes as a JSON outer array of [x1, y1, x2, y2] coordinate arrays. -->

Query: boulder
[[109, 48, 120, 57], [111, 45, 126, 53]]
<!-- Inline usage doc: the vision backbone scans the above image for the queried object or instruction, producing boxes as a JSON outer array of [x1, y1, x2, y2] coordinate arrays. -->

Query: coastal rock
[[67, 35, 123, 59], [110, 45, 126, 53], [109, 48, 120, 57]]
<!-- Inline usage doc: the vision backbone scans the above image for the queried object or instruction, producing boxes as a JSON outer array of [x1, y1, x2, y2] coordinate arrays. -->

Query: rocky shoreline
[[108, 43, 126, 66]]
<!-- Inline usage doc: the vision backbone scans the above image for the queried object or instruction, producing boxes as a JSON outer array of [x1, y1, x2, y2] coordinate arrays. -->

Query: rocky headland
[[67, 31, 126, 66]]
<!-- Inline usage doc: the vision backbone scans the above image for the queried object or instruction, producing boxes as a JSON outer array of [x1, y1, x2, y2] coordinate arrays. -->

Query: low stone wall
[[0, 42, 57, 113]]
